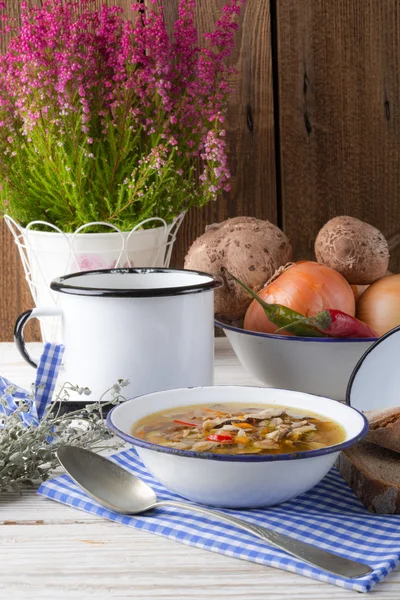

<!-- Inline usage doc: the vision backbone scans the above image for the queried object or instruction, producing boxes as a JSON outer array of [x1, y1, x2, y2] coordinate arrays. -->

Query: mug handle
[[14, 307, 63, 368]]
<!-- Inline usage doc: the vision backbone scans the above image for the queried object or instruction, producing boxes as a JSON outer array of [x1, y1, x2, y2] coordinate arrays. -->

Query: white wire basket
[[5, 213, 185, 342]]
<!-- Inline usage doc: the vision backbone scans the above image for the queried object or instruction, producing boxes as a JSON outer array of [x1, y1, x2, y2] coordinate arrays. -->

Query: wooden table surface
[[1, 338, 399, 599]]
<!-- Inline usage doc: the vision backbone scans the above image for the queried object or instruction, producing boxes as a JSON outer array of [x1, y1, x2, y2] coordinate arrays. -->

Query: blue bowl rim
[[106, 385, 370, 463], [346, 324, 400, 406], [215, 318, 378, 343]]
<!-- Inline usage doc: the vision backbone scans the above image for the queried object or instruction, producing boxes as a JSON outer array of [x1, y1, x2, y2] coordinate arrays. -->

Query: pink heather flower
[[0, 0, 244, 219]]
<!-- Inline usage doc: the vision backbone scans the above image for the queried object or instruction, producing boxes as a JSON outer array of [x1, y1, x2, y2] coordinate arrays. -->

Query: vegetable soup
[[131, 403, 346, 455]]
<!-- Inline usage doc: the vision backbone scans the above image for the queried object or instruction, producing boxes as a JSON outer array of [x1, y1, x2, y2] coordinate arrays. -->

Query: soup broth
[[131, 403, 346, 455]]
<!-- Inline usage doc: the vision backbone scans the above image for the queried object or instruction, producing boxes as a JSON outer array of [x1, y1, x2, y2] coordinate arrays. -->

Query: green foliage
[[0, 105, 216, 232]]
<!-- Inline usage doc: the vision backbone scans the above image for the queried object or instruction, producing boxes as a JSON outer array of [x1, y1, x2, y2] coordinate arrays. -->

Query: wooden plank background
[[158, 0, 277, 266], [276, 0, 400, 269], [1, 0, 400, 341]]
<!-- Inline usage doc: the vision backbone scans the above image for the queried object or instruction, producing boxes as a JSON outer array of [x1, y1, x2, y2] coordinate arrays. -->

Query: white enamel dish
[[15, 268, 220, 402], [107, 386, 368, 508], [347, 325, 400, 412], [216, 320, 377, 401]]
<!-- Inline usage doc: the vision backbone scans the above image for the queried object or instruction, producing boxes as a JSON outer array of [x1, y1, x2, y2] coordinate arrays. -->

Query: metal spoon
[[56, 445, 372, 579]]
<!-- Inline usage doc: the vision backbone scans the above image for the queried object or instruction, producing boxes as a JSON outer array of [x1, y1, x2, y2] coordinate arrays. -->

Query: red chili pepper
[[308, 309, 378, 339], [207, 433, 233, 443], [173, 420, 197, 427]]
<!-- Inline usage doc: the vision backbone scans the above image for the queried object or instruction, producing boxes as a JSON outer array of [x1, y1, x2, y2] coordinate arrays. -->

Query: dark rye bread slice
[[338, 441, 400, 514], [364, 408, 400, 454]]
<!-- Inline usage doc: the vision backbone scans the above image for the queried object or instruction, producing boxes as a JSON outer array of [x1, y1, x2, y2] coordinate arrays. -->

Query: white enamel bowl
[[347, 325, 400, 412], [216, 320, 377, 401], [107, 386, 368, 508]]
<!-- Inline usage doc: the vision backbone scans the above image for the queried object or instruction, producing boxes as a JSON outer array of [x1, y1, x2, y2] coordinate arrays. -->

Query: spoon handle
[[156, 500, 371, 579]]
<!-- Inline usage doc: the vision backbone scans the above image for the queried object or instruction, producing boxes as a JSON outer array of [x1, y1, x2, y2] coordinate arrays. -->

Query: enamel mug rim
[[50, 267, 221, 298]]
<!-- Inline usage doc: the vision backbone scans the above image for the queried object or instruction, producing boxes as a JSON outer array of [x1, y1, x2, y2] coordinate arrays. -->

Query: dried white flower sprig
[[0, 379, 128, 493]]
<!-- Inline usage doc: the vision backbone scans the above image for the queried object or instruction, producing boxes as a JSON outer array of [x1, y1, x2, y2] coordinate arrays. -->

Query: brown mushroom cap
[[184, 216, 292, 320], [315, 216, 389, 285]]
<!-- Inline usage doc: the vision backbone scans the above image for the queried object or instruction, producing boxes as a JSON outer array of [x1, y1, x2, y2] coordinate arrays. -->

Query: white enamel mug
[[14, 268, 221, 402]]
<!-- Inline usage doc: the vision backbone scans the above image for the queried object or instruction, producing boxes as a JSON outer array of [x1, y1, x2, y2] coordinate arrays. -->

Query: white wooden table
[[1, 338, 399, 599]]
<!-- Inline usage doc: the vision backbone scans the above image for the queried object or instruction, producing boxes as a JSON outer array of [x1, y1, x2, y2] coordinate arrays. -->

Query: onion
[[351, 270, 392, 302], [244, 261, 355, 335], [356, 274, 400, 337]]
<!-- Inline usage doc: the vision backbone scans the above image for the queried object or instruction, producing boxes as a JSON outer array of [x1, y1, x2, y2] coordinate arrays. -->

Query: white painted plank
[[2, 518, 400, 599]]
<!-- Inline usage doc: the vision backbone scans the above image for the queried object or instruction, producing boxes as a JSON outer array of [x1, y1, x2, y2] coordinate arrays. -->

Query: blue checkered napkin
[[0, 376, 37, 426], [34, 343, 65, 420], [38, 448, 400, 592], [0, 343, 64, 425]]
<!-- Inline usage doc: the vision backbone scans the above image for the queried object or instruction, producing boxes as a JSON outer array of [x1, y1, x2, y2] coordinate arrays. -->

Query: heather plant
[[0, 0, 243, 232]]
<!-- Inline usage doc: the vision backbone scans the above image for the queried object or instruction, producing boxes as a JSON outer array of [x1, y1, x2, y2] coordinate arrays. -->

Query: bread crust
[[364, 408, 400, 454], [339, 442, 400, 514]]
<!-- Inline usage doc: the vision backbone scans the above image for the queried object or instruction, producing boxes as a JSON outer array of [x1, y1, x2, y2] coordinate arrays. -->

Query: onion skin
[[356, 274, 400, 337], [351, 284, 369, 302], [244, 261, 355, 335], [351, 271, 392, 302]]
